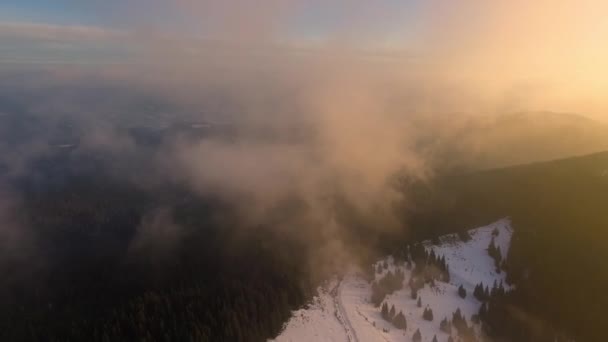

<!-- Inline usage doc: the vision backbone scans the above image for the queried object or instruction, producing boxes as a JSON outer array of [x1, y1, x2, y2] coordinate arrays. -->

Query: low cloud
[[2, 0, 608, 278]]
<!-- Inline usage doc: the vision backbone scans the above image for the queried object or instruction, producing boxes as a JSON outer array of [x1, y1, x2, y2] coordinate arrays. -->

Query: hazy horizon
[[2, 1, 608, 120]]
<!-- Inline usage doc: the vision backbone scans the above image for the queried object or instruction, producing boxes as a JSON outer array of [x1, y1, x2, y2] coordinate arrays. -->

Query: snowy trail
[[331, 279, 359, 342], [337, 280, 359, 342]]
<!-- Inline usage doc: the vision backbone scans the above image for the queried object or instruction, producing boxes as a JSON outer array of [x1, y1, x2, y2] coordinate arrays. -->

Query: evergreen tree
[[371, 282, 385, 307], [381, 302, 389, 321], [417, 296, 422, 308], [473, 283, 482, 300], [497, 281, 505, 297], [393, 311, 407, 330], [389, 305, 396, 320], [429, 250, 437, 264], [488, 236, 497, 255], [488, 237, 503, 271], [474, 282, 487, 301], [440, 317, 451, 333], [413, 328, 422, 342], [423, 307, 434, 321], [432, 335, 438, 342], [452, 308, 470, 336], [458, 285, 467, 299], [491, 280, 498, 297], [479, 302, 488, 320]]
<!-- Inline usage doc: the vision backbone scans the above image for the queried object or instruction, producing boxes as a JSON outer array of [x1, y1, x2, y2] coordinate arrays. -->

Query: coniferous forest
[[0, 153, 319, 342]]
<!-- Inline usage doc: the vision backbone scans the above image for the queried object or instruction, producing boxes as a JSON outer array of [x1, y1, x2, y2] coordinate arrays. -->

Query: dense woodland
[[0, 152, 320, 342]]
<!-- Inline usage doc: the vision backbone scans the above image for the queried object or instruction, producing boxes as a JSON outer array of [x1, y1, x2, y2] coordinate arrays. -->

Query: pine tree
[[381, 302, 389, 320], [432, 335, 438, 342], [389, 305, 396, 320], [413, 328, 422, 342], [429, 250, 437, 265], [479, 302, 488, 320], [474, 282, 487, 301], [491, 280, 498, 297], [440, 317, 450, 333], [497, 281, 505, 296], [371, 282, 385, 307], [417, 296, 422, 308], [423, 307, 434, 321], [473, 283, 481, 300], [488, 236, 497, 254], [393, 311, 407, 330], [452, 308, 469, 335], [458, 285, 466, 299]]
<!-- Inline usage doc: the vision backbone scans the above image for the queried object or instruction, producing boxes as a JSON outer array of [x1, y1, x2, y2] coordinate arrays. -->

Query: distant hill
[[417, 111, 608, 171]]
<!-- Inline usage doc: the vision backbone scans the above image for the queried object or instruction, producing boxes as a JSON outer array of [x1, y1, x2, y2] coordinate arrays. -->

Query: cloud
[[0, 22, 126, 42], [3, 0, 608, 276]]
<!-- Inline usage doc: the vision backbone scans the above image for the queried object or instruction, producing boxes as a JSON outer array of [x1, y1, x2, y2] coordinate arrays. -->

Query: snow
[[273, 279, 349, 342], [273, 218, 513, 342], [424, 218, 513, 295]]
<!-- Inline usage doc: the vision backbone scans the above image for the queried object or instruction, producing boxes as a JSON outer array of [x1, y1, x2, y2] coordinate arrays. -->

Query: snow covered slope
[[273, 219, 513, 342]]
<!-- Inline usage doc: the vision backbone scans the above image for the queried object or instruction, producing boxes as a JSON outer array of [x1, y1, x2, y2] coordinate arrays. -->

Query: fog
[[2, 0, 608, 274]]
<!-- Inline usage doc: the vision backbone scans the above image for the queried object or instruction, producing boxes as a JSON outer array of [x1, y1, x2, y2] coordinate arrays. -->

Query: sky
[[0, 1, 422, 65], [1, 1, 608, 118], [0, 1, 419, 43]]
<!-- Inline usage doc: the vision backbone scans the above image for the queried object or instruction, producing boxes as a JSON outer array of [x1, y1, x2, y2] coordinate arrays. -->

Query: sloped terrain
[[275, 219, 512, 342]]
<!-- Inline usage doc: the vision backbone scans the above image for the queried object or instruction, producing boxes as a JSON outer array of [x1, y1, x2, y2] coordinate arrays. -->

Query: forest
[[0, 151, 318, 342]]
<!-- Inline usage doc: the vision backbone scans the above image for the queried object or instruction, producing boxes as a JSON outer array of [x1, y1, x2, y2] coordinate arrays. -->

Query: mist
[[3, 0, 608, 267], [2, 2, 608, 341]]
